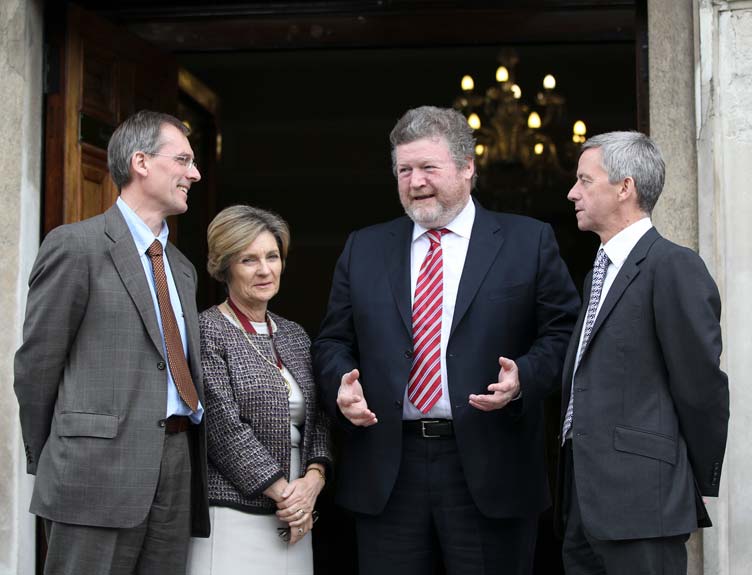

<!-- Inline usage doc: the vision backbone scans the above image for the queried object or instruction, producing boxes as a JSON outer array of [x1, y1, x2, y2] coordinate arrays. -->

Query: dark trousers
[[356, 431, 538, 575], [43, 431, 192, 575], [561, 441, 689, 575]]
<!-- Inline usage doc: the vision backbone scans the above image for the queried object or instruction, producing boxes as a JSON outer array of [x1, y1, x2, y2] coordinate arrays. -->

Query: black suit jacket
[[313, 198, 579, 517], [556, 227, 729, 540]]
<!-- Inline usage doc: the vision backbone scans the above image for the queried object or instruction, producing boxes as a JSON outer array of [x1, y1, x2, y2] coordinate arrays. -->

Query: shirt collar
[[411, 196, 475, 242], [116, 197, 170, 255], [602, 217, 653, 270]]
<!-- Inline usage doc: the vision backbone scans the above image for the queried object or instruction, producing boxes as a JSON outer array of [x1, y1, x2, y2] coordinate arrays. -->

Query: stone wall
[[696, 2, 752, 574], [0, 0, 43, 573]]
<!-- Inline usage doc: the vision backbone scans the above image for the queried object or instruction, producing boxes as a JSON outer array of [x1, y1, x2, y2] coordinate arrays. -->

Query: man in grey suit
[[14, 110, 209, 574], [557, 131, 729, 574]]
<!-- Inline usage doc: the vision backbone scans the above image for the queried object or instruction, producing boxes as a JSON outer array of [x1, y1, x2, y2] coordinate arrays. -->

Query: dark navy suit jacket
[[556, 227, 729, 540], [313, 198, 580, 517]]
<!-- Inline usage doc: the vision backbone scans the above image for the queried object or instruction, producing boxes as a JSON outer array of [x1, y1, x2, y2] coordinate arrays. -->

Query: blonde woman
[[188, 205, 331, 575]]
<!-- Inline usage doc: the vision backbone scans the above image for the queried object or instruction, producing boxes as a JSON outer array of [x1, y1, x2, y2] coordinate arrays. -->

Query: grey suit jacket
[[557, 227, 729, 540], [14, 204, 210, 536]]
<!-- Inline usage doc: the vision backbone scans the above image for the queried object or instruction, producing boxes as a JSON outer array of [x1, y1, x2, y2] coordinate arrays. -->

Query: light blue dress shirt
[[116, 197, 204, 423]]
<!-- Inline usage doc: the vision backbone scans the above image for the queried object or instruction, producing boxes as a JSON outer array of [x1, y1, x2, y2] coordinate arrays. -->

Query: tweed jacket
[[13, 205, 209, 536], [200, 305, 331, 514]]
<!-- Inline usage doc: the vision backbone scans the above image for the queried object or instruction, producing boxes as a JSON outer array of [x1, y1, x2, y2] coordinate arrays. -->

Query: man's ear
[[618, 176, 637, 203], [131, 151, 149, 178], [463, 156, 475, 181]]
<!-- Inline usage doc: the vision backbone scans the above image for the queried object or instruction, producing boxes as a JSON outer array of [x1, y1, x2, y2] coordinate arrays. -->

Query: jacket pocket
[[613, 425, 677, 465], [57, 412, 119, 438]]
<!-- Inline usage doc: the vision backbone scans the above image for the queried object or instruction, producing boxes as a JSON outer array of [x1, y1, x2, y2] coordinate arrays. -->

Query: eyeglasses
[[146, 152, 198, 171]]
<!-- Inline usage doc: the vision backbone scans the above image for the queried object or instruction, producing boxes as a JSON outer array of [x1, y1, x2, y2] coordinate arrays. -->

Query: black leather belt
[[403, 419, 454, 438], [162, 415, 191, 434]]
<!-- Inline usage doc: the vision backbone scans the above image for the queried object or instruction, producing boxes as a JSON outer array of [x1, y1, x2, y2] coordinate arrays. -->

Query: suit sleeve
[[312, 232, 361, 423], [13, 226, 90, 474], [514, 224, 580, 413], [653, 247, 729, 496]]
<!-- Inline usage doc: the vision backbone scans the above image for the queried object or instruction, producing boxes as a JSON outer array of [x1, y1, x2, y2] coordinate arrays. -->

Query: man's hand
[[336, 369, 378, 426], [468, 357, 520, 411]]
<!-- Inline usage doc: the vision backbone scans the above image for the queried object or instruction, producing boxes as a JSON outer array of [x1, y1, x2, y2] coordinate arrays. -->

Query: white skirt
[[187, 446, 312, 575]]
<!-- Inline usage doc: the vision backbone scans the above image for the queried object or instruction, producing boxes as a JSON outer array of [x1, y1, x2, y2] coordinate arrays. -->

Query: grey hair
[[581, 131, 665, 214], [107, 110, 189, 189], [389, 106, 477, 188]]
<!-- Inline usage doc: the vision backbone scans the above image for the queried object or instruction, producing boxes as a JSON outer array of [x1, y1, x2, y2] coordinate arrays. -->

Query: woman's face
[[226, 230, 282, 314]]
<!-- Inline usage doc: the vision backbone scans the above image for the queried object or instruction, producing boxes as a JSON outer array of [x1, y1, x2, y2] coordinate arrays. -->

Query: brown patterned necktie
[[147, 240, 199, 411]]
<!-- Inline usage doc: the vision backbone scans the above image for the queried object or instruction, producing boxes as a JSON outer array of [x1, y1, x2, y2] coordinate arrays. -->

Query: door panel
[[44, 3, 177, 232], [80, 144, 116, 221]]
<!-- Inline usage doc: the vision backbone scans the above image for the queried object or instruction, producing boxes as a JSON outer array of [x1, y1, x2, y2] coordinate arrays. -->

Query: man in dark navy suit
[[313, 106, 579, 575], [557, 131, 729, 574]]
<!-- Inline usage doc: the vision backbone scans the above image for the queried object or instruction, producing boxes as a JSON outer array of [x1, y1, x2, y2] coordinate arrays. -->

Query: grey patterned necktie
[[561, 247, 610, 443]]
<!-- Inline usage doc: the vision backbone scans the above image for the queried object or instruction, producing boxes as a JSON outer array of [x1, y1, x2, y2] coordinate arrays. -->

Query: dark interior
[[57, 2, 643, 573]]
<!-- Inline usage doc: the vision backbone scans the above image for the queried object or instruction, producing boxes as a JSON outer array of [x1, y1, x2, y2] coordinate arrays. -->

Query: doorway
[[43, 2, 645, 573]]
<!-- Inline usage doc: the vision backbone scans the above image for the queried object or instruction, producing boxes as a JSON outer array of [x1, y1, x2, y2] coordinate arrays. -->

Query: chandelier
[[453, 49, 587, 174]]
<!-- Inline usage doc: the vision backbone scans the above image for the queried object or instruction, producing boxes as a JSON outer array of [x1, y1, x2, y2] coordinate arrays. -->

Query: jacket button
[[157, 361, 166, 370], [158, 419, 167, 428], [404, 350, 413, 359], [394, 400, 403, 407]]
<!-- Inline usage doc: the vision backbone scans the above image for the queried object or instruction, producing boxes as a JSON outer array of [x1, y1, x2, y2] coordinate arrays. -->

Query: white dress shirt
[[573, 217, 653, 369], [402, 198, 476, 420]]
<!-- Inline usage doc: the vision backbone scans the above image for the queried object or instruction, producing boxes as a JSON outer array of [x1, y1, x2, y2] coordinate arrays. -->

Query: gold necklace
[[223, 302, 291, 396]]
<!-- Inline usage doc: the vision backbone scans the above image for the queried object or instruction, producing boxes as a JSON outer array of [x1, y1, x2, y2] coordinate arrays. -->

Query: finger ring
[[297, 508, 304, 516], [297, 527, 304, 535]]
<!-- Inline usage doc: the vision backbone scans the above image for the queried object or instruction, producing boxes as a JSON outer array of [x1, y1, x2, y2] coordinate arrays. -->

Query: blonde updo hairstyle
[[206, 205, 290, 284]]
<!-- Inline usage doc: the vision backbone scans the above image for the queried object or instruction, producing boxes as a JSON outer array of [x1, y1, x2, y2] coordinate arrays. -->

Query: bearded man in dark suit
[[313, 106, 580, 575]]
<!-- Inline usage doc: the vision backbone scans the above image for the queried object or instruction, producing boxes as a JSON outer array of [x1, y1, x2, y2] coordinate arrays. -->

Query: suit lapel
[[582, 227, 661, 359], [385, 217, 414, 335], [562, 275, 590, 385], [105, 205, 165, 359], [450, 200, 504, 337]]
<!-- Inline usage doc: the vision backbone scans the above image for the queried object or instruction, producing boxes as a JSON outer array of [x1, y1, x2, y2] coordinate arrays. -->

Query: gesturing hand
[[468, 356, 521, 411], [336, 369, 378, 426]]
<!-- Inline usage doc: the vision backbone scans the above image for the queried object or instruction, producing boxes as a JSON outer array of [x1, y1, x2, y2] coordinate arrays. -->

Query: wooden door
[[44, 3, 178, 233]]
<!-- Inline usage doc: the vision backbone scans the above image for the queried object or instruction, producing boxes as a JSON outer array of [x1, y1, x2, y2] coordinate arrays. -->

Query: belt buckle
[[420, 419, 441, 438]]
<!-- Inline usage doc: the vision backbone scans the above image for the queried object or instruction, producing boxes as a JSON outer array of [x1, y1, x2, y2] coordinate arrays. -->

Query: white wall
[[0, 0, 43, 573], [696, 2, 752, 574]]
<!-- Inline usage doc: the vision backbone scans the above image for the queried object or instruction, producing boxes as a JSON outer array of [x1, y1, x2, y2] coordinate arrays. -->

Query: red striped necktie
[[407, 228, 449, 413]]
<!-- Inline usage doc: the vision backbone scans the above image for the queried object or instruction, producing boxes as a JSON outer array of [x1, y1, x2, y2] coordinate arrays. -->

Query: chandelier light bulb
[[468, 113, 481, 130], [451, 50, 585, 173]]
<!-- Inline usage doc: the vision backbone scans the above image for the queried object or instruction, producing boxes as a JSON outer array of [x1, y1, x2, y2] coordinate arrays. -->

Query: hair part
[[206, 205, 291, 284], [389, 106, 477, 188], [581, 131, 665, 214], [107, 110, 189, 190]]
